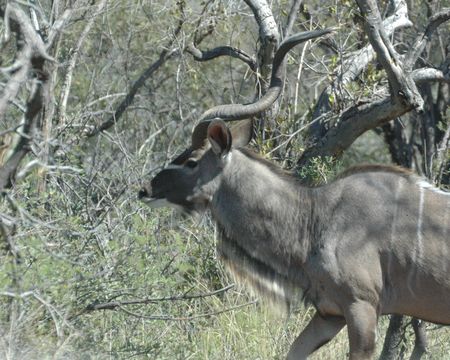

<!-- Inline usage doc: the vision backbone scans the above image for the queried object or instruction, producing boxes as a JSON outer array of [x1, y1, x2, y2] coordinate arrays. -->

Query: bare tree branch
[[0, 50, 31, 119], [435, 120, 450, 185], [412, 67, 450, 83], [297, 66, 449, 167], [309, 0, 412, 142], [298, 95, 412, 165], [300, 2, 450, 166], [46, 8, 73, 48], [0, 69, 46, 190]]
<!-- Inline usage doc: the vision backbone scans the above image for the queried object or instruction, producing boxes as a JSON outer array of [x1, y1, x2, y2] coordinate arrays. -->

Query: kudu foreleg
[[286, 312, 345, 360], [345, 300, 378, 360]]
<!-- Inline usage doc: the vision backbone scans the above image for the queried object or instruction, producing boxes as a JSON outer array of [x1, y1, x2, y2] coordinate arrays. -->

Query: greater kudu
[[139, 29, 450, 359]]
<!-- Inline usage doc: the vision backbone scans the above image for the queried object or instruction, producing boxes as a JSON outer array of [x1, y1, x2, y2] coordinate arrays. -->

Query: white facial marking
[[142, 197, 183, 212], [164, 164, 184, 171], [142, 198, 170, 208]]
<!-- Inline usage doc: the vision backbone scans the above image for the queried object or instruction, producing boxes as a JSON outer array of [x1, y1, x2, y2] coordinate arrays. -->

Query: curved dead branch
[[188, 29, 334, 148], [297, 65, 450, 167], [412, 67, 450, 83], [186, 43, 257, 71], [298, 97, 411, 165]]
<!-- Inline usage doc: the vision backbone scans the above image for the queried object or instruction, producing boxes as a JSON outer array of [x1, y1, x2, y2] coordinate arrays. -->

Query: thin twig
[[117, 299, 257, 321], [84, 284, 235, 311]]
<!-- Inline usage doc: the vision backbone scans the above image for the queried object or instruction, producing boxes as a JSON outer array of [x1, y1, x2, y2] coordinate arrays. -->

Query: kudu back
[[139, 30, 450, 360]]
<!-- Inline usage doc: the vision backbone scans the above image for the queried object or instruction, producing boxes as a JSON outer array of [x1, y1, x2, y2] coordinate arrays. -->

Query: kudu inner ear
[[230, 119, 253, 148], [207, 120, 232, 156]]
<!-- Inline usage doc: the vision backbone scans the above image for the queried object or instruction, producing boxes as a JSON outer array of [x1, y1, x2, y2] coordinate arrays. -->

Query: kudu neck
[[211, 149, 314, 267]]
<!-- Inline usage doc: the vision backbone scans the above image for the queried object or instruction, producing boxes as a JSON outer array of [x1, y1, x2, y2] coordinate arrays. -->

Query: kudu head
[[139, 29, 333, 213], [138, 119, 252, 214]]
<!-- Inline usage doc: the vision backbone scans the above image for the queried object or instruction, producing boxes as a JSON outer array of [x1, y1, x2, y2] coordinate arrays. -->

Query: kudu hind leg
[[286, 312, 345, 360], [345, 300, 378, 360]]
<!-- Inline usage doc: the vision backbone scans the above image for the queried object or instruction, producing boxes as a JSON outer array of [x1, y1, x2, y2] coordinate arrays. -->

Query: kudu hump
[[139, 29, 450, 360]]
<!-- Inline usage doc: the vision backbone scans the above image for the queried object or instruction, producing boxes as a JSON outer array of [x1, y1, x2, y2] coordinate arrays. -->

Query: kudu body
[[139, 30, 450, 359]]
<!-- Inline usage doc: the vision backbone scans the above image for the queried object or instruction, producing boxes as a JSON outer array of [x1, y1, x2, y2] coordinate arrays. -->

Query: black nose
[[138, 188, 148, 199]]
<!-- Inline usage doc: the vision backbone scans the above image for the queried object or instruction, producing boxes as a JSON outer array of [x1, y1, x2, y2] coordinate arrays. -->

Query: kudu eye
[[185, 159, 198, 169]]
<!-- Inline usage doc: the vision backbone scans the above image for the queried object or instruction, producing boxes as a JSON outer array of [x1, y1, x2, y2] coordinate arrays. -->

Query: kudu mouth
[[138, 185, 163, 206], [138, 187, 149, 200]]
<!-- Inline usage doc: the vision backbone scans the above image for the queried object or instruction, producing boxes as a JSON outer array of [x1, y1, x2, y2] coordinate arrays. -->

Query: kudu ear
[[230, 119, 253, 148], [207, 120, 232, 156]]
